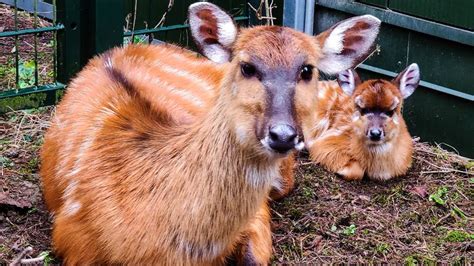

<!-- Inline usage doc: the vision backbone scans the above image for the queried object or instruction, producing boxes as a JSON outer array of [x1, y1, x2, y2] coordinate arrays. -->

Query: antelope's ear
[[393, 63, 420, 99], [188, 2, 237, 63], [315, 15, 381, 75], [338, 69, 360, 96]]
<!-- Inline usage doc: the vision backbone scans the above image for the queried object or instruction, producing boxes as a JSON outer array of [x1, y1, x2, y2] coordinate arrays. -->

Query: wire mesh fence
[[0, 1, 64, 99], [0, 0, 280, 112]]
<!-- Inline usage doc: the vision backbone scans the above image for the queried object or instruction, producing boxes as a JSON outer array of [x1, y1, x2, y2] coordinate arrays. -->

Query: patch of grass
[[39, 251, 55, 266], [342, 224, 357, 236], [0, 155, 14, 168], [375, 242, 390, 255], [445, 230, 473, 243], [405, 254, 436, 266], [429, 186, 448, 205]]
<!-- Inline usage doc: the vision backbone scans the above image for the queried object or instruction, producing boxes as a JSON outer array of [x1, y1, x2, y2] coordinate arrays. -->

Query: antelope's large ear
[[393, 63, 420, 99], [337, 69, 361, 96], [315, 15, 381, 75], [188, 2, 237, 63]]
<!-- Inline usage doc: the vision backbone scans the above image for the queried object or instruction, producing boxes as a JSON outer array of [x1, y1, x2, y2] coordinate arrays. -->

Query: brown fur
[[306, 78, 413, 181], [41, 3, 381, 262], [41, 32, 318, 265]]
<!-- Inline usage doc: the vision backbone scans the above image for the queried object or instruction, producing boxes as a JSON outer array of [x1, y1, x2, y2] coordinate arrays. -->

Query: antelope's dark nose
[[268, 124, 297, 153], [369, 129, 382, 141]]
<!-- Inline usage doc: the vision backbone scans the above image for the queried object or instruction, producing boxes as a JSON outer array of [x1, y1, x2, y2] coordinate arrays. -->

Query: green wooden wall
[[314, 1, 474, 157]]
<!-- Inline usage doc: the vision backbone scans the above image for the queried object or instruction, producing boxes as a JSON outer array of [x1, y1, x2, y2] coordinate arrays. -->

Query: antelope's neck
[[154, 97, 276, 258]]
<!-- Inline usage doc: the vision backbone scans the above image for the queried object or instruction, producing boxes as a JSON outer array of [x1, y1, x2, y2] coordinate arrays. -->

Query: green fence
[[0, 0, 65, 112], [313, 0, 474, 157], [0, 0, 284, 112]]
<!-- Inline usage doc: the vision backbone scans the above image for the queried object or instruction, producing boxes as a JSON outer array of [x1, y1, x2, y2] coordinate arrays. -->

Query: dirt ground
[[1, 3, 473, 265], [0, 107, 472, 264]]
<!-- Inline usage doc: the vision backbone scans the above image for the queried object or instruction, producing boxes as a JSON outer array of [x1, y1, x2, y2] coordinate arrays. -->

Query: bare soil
[[0, 107, 472, 264]]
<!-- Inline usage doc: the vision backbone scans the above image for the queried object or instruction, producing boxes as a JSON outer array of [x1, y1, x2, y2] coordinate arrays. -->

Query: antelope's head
[[338, 64, 420, 146], [189, 2, 381, 157]]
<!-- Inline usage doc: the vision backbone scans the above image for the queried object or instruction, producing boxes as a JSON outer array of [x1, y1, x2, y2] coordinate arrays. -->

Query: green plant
[[342, 224, 357, 236], [39, 251, 54, 266], [429, 186, 448, 205], [445, 230, 474, 242], [18, 60, 36, 88], [375, 243, 390, 255], [451, 206, 467, 219]]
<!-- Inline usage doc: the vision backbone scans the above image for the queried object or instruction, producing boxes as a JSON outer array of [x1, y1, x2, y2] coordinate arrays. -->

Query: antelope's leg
[[232, 201, 272, 265]]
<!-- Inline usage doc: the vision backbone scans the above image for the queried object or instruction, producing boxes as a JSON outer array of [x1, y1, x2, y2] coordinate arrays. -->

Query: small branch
[[9, 247, 33, 266], [20, 256, 46, 265]]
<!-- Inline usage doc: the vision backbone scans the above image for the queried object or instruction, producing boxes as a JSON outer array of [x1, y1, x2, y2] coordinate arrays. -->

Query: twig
[[9, 247, 33, 266], [20, 256, 46, 265]]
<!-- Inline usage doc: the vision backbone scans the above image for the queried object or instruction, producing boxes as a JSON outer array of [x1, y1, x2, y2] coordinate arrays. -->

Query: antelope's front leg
[[232, 201, 272, 265]]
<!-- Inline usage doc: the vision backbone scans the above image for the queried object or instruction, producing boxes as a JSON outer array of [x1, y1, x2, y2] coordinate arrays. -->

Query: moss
[[445, 230, 473, 242], [375, 242, 390, 255], [0, 93, 47, 113], [405, 254, 436, 266]]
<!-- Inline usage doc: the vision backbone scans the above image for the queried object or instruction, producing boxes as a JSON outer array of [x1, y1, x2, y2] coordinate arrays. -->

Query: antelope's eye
[[240, 63, 257, 78], [384, 110, 394, 117], [300, 65, 313, 81], [359, 108, 370, 115]]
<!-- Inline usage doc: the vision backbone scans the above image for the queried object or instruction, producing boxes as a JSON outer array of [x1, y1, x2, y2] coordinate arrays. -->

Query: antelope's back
[[40, 44, 225, 213], [310, 80, 354, 139]]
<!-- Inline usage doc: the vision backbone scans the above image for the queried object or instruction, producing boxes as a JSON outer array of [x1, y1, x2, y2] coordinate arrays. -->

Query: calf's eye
[[300, 65, 313, 81], [384, 110, 394, 117], [240, 63, 257, 78]]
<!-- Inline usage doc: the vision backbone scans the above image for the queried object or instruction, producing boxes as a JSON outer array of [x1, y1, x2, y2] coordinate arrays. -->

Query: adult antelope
[[40, 2, 380, 264]]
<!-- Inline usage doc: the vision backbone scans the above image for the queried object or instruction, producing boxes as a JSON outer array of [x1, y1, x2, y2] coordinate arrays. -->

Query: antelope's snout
[[365, 114, 386, 143], [368, 127, 383, 142], [267, 123, 297, 153]]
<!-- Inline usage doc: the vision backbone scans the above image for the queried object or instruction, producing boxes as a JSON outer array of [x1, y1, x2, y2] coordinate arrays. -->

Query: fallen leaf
[[411, 185, 428, 198]]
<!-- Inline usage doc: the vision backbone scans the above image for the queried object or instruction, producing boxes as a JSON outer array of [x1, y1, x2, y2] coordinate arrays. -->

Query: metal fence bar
[[123, 16, 250, 37], [34, 0, 39, 87], [14, 0, 19, 90], [0, 83, 66, 98], [0, 25, 64, 38]]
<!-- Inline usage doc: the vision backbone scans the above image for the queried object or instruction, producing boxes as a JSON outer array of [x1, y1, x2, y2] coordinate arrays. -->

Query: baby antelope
[[306, 64, 420, 181]]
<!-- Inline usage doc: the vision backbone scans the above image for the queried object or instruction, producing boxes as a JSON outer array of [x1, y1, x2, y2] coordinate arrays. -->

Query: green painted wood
[[357, 0, 387, 8], [408, 33, 474, 96], [93, 0, 124, 54], [315, 0, 473, 46], [313, 5, 474, 157], [389, 0, 474, 31], [56, 0, 82, 84]]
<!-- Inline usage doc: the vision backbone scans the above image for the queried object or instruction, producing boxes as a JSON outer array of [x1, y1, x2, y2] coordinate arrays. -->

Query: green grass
[[445, 230, 474, 242]]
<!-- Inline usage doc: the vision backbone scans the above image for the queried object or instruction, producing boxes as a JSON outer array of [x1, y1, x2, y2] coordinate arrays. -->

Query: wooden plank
[[389, 0, 474, 31], [357, 0, 387, 8]]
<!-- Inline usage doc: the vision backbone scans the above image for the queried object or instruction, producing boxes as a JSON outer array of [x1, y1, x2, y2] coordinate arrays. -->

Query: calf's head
[[338, 64, 420, 145], [189, 2, 380, 157]]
